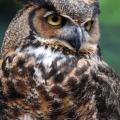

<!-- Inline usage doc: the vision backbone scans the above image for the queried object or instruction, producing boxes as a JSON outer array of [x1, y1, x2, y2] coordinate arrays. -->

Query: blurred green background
[[0, 0, 120, 75]]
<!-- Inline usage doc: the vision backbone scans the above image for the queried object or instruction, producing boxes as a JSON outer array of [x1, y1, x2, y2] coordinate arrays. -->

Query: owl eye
[[84, 20, 94, 32], [46, 14, 64, 26]]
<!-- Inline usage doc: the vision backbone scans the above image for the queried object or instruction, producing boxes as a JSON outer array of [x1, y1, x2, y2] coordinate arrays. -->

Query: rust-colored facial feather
[[32, 8, 60, 38]]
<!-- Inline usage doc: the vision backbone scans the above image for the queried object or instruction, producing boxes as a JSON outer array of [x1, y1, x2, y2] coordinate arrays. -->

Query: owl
[[0, 0, 120, 120]]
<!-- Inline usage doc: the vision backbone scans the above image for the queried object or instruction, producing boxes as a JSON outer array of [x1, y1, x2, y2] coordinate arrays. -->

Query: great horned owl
[[0, 0, 120, 120]]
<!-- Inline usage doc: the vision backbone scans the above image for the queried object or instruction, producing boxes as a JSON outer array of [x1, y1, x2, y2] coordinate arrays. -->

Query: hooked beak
[[58, 25, 84, 51], [67, 27, 83, 51]]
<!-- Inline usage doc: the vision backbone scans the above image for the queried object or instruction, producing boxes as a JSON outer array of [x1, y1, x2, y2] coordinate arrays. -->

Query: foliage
[[100, 0, 120, 25]]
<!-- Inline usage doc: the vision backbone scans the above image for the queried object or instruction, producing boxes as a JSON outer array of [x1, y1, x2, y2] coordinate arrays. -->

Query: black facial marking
[[27, 31, 36, 41], [29, 8, 40, 34]]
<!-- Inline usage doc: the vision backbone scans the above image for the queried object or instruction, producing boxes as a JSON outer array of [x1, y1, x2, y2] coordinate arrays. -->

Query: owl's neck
[[22, 43, 101, 70], [23, 45, 77, 68]]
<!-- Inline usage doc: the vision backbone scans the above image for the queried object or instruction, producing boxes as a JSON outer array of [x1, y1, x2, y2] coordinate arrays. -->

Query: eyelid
[[43, 11, 57, 18], [81, 18, 93, 24]]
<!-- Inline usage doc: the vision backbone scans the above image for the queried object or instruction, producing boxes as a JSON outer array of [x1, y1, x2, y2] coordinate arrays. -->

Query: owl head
[[1, 0, 100, 57]]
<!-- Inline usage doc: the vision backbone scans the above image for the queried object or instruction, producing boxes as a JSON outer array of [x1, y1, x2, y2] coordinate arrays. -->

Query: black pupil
[[52, 16, 59, 22]]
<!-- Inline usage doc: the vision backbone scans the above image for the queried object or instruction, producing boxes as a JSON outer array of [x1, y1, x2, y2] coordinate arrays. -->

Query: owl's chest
[[24, 46, 77, 84], [2, 46, 99, 120]]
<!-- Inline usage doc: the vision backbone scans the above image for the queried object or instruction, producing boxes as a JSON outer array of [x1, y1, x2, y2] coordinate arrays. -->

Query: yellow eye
[[84, 20, 94, 32], [47, 15, 63, 26]]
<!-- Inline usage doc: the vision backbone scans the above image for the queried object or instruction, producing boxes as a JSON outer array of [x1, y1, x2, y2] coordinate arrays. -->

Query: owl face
[[1, 0, 100, 57], [28, 0, 100, 52]]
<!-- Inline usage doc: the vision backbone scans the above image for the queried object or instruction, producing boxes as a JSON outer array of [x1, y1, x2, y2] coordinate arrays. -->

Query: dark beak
[[58, 26, 84, 51], [67, 27, 83, 51]]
